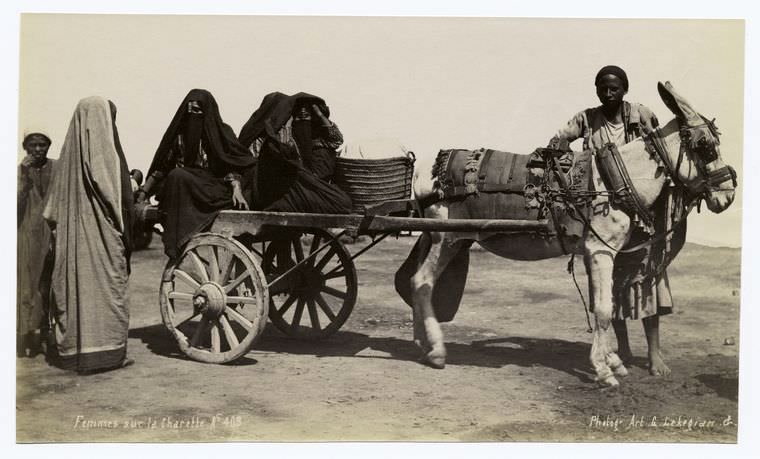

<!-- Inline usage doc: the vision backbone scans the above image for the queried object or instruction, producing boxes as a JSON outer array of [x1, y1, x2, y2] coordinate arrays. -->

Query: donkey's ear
[[657, 81, 701, 126]]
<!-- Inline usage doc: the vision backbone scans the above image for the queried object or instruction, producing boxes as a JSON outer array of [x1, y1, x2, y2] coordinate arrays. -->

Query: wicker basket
[[334, 153, 415, 214]]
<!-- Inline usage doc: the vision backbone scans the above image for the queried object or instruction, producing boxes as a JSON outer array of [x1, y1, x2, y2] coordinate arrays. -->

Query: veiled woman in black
[[136, 89, 255, 259], [238, 92, 352, 214]]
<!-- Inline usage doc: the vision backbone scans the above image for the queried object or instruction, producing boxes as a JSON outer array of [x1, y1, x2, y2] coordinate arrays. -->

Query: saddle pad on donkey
[[433, 148, 541, 209], [433, 147, 592, 238]]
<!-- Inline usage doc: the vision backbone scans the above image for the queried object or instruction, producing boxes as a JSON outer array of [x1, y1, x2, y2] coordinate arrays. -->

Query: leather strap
[[596, 143, 654, 229]]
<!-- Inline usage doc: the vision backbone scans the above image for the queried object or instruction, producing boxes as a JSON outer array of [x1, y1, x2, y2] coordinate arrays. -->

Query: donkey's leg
[[605, 316, 630, 378], [410, 233, 433, 352], [411, 233, 468, 369], [585, 248, 623, 387], [643, 315, 671, 376], [607, 348, 629, 378]]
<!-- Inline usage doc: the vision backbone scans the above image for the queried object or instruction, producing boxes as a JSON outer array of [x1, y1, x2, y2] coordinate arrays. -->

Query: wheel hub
[[193, 282, 226, 318], [301, 267, 324, 296]]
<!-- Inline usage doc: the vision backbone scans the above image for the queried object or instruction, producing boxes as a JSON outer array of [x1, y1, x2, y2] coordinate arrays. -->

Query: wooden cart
[[149, 201, 548, 364]]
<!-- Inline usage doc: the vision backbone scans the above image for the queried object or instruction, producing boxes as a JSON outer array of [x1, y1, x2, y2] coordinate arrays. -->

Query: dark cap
[[595, 65, 629, 91]]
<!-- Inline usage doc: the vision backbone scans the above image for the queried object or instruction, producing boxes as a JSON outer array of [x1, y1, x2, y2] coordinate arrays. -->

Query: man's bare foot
[[648, 351, 671, 376]]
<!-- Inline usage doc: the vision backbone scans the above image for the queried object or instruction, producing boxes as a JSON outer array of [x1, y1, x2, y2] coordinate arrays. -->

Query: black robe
[[238, 92, 351, 214], [149, 89, 255, 259]]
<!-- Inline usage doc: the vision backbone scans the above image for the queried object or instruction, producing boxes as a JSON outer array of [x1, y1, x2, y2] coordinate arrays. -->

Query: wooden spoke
[[291, 299, 305, 331], [218, 248, 234, 285], [226, 306, 254, 331], [322, 285, 347, 300], [322, 270, 347, 281], [168, 291, 195, 302], [210, 321, 221, 353], [190, 316, 209, 348], [273, 294, 298, 318], [227, 295, 258, 305], [173, 269, 200, 288], [309, 233, 322, 254], [313, 247, 336, 272], [292, 238, 305, 262], [308, 234, 322, 266], [314, 293, 337, 321], [224, 270, 249, 294], [219, 315, 239, 349], [188, 250, 210, 283], [307, 299, 321, 331], [208, 246, 220, 283]]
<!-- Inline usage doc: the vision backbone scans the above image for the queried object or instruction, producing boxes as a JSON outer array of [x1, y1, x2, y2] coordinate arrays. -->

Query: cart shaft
[[211, 210, 549, 236]]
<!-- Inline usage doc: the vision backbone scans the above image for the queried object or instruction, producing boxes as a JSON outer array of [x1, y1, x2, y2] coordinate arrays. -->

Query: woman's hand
[[312, 104, 331, 126], [231, 180, 250, 210]]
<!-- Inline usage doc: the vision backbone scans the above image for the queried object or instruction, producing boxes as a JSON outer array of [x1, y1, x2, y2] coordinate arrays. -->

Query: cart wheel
[[160, 233, 268, 363], [262, 228, 357, 339]]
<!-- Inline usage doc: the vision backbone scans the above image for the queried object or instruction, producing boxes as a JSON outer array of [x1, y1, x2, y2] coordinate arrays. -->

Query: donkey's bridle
[[574, 116, 736, 255], [645, 116, 737, 202]]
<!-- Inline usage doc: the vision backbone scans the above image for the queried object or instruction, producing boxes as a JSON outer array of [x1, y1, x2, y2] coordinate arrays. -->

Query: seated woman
[[238, 92, 352, 214], [136, 89, 255, 259]]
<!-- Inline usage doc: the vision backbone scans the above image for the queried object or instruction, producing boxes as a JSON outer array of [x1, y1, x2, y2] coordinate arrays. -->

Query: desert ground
[[16, 235, 740, 443]]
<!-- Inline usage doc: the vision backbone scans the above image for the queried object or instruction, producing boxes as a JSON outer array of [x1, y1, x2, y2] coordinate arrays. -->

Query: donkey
[[397, 82, 737, 387]]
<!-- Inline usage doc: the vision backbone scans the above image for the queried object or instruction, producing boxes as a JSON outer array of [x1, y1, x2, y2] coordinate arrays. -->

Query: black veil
[[238, 91, 329, 150], [148, 89, 255, 177]]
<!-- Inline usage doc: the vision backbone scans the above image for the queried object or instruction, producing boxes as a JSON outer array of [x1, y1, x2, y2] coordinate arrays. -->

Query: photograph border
[[4, 1, 759, 458]]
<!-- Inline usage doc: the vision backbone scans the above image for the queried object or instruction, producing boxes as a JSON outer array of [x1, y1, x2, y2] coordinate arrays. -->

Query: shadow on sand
[[696, 373, 738, 401], [131, 323, 596, 382], [128, 324, 260, 366]]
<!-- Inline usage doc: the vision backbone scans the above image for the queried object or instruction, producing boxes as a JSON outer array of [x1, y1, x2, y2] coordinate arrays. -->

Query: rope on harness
[[567, 253, 593, 333], [565, 195, 694, 255]]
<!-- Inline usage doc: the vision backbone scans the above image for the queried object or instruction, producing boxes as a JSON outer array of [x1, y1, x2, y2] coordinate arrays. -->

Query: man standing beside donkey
[[550, 65, 687, 377]]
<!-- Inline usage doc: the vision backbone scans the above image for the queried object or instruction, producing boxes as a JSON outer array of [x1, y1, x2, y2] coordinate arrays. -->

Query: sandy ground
[[16, 236, 740, 443]]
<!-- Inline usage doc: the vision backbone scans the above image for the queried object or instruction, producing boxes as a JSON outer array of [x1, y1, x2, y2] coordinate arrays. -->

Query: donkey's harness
[[580, 116, 734, 253]]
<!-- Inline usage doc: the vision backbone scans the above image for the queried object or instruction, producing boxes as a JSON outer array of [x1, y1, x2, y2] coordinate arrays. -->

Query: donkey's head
[[658, 81, 737, 213]]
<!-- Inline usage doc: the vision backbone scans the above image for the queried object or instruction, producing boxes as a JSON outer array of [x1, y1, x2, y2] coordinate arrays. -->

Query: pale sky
[[16, 14, 744, 247]]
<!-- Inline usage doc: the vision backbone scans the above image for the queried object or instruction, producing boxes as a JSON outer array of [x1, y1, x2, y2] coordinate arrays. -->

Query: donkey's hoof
[[613, 364, 629, 378], [422, 352, 446, 369], [596, 375, 620, 388]]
